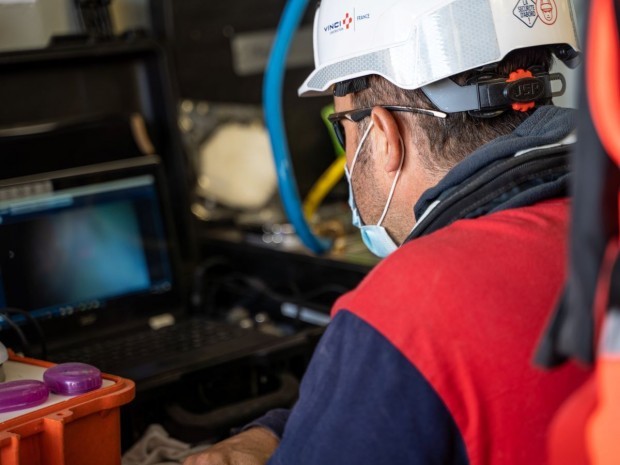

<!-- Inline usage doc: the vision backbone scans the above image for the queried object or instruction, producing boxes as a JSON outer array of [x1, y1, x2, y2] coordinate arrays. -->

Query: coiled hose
[[263, 0, 331, 254]]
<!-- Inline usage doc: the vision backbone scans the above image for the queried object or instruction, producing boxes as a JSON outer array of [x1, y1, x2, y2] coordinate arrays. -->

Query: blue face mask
[[345, 121, 404, 258]]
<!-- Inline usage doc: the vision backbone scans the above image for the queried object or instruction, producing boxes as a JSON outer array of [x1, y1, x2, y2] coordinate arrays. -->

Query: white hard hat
[[299, 0, 580, 112]]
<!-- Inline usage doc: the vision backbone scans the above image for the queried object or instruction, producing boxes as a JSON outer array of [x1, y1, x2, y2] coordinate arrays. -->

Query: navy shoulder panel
[[268, 310, 469, 465]]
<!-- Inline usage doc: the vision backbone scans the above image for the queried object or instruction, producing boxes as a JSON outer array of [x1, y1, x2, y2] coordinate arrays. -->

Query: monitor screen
[[0, 167, 174, 324]]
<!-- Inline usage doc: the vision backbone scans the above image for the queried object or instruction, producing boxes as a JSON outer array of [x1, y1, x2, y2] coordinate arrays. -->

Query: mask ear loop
[[377, 137, 405, 227], [349, 121, 375, 174]]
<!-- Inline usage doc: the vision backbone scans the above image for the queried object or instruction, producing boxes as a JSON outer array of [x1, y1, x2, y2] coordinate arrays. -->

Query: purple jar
[[0, 380, 49, 413], [43, 363, 102, 396]]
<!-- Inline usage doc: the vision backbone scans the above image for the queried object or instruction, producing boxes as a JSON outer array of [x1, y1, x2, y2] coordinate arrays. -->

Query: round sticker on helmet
[[536, 0, 558, 25]]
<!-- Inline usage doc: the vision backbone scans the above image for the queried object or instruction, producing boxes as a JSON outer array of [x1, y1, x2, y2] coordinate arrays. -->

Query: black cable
[[211, 277, 307, 328], [191, 257, 234, 312], [193, 256, 352, 324], [209, 274, 347, 309], [211, 274, 286, 303], [2, 308, 47, 360], [298, 284, 350, 301], [0, 312, 31, 356]]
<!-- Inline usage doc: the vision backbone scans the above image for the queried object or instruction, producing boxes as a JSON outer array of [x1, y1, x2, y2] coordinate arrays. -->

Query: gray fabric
[[602, 310, 620, 355], [122, 424, 211, 465]]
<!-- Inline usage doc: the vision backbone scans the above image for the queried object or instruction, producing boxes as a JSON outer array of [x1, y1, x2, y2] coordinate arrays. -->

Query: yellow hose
[[303, 104, 346, 220], [303, 156, 347, 220]]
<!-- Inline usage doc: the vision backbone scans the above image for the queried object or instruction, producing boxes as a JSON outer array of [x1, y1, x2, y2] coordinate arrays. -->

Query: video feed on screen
[[0, 201, 151, 309], [0, 173, 173, 318]]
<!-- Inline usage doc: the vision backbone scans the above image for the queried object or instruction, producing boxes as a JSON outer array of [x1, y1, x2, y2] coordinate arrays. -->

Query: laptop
[[0, 156, 281, 389]]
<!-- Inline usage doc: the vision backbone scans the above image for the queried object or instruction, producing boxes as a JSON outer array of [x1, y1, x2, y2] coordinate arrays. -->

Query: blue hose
[[263, 0, 331, 254]]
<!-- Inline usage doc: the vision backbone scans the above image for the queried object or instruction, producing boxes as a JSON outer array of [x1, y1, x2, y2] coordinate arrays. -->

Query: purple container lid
[[43, 363, 102, 396], [0, 380, 49, 413]]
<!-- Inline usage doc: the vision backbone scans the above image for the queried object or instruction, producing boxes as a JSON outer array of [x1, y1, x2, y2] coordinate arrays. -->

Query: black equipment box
[[0, 36, 196, 260]]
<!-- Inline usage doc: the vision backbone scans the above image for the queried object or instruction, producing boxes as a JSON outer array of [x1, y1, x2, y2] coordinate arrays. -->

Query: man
[[186, 1, 589, 463]]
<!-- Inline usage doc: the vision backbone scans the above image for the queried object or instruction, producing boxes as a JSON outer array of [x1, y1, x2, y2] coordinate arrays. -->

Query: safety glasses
[[327, 105, 447, 150]]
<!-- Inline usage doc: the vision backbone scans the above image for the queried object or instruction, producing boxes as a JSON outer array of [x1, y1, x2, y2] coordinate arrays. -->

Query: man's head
[[299, 0, 580, 252], [345, 47, 554, 176]]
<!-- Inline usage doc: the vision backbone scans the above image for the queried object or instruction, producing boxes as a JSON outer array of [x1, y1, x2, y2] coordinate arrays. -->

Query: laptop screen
[[0, 159, 175, 325]]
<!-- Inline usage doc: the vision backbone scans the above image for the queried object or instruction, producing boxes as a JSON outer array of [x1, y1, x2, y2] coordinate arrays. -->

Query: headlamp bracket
[[421, 69, 566, 117], [476, 70, 566, 114]]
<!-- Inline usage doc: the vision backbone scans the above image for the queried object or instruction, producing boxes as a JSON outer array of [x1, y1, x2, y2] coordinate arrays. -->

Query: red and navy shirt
[[261, 200, 587, 465], [250, 107, 590, 464]]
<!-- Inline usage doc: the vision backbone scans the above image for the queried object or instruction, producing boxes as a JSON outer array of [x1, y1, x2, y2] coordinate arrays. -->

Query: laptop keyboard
[[49, 319, 245, 373]]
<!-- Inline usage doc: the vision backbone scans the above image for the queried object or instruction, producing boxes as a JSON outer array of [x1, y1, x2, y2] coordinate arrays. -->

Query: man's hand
[[183, 427, 279, 465]]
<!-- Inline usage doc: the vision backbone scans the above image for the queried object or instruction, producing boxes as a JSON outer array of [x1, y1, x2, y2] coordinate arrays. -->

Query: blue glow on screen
[[0, 174, 173, 324], [32, 202, 151, 305]]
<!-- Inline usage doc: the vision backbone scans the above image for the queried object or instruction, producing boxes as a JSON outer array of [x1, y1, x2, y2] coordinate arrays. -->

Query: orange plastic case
[[0, 354, 135, 465]]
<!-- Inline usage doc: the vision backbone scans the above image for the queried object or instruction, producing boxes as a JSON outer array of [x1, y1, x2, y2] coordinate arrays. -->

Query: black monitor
[[0, 157, 178, 328]]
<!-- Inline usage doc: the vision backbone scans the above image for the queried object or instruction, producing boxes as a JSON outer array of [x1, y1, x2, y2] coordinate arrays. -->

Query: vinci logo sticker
[[536, 0, 557, 25], [343, 12, 354, 29], [324, 12, 356, 34], [513, 0, 538, 28], [323, 19, 343, 33]]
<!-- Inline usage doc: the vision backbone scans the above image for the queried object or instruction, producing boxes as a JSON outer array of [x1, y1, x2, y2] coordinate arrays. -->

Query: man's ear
[[371, 107, 404, 174]]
